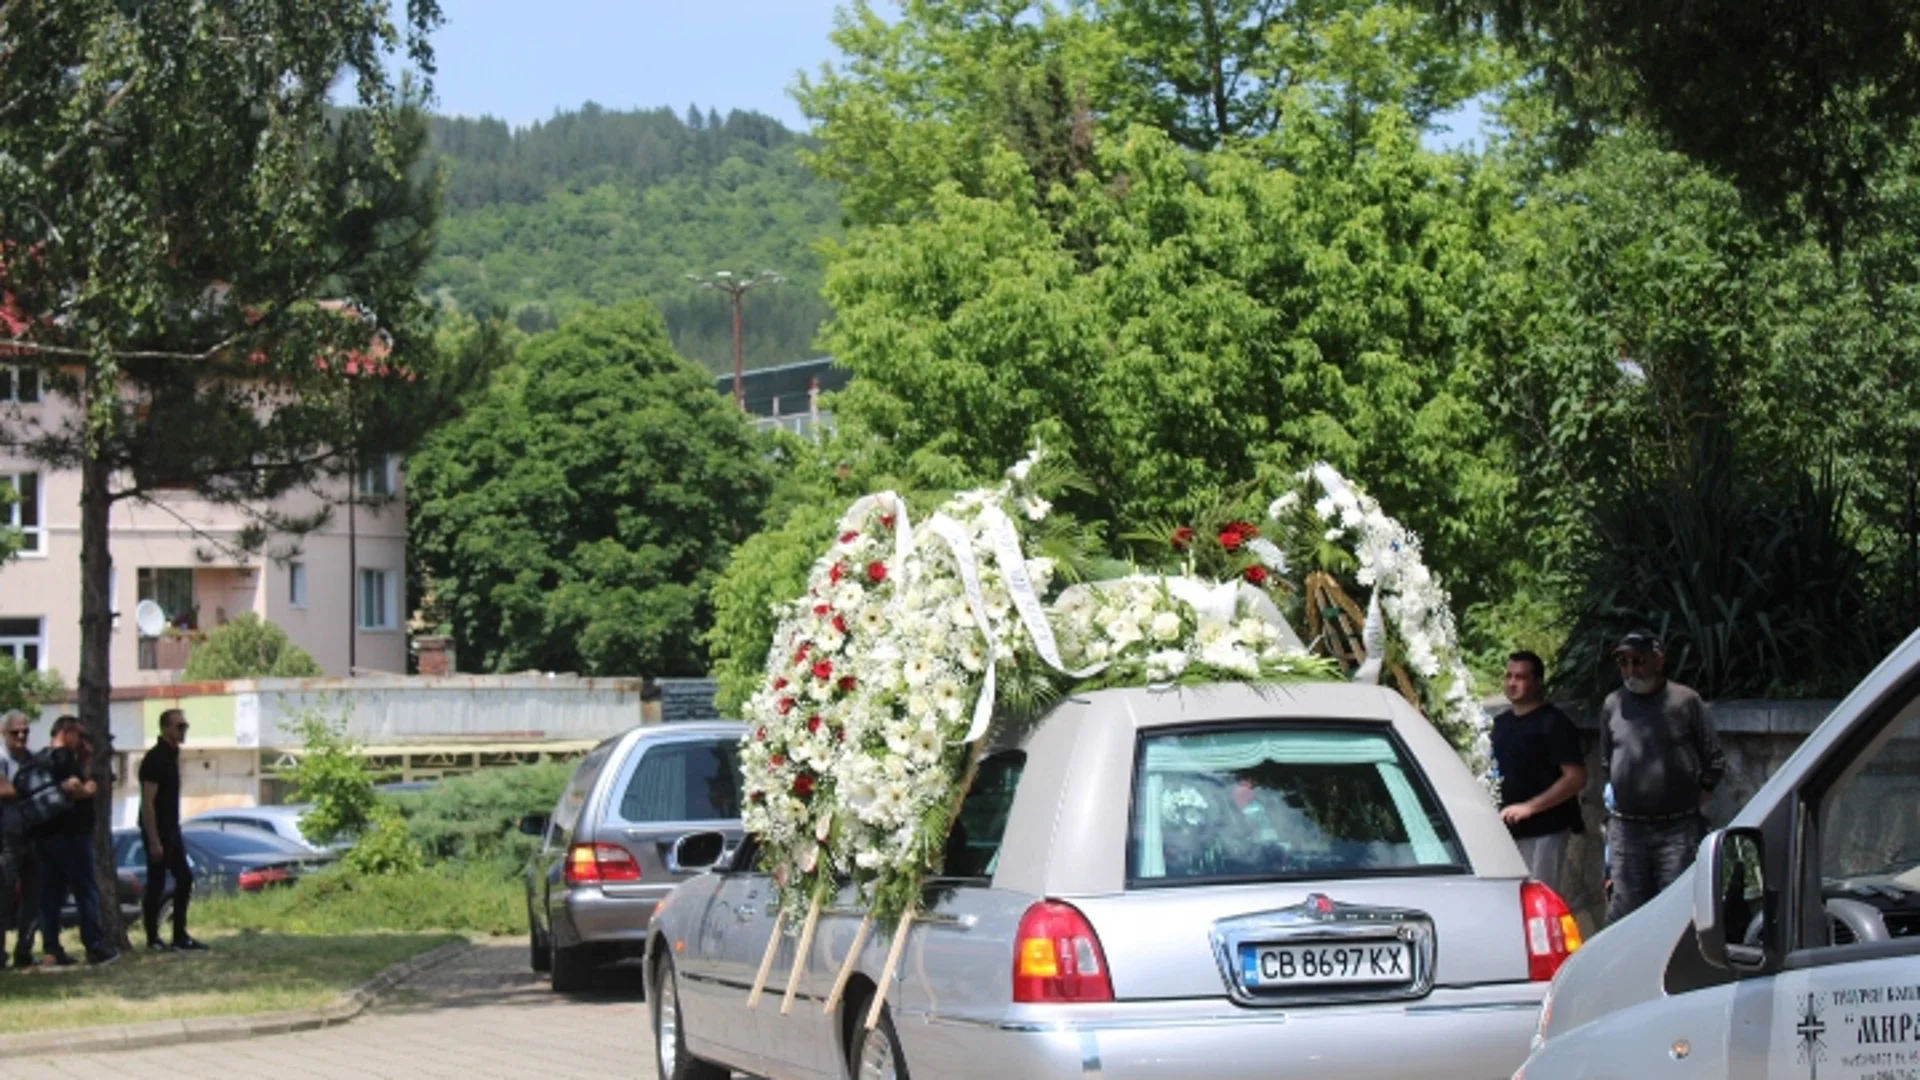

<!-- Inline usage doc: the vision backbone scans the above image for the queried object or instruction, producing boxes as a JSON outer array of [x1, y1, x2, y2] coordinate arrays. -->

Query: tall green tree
[[0, 0, 457, 945], [182, 614, 325, 681], [410, 303, 774, 676]]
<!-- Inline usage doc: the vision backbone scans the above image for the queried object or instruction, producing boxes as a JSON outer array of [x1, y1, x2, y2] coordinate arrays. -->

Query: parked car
[[187, 804, 342, 852], [645, 681, 1571, 1080], [1515, 628, 1920, 1079], [111, 824, 334, 905], [523, 721, 747, 993]]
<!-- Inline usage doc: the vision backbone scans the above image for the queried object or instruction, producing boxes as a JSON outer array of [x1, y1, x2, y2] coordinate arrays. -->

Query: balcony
[[137, 634, 196, 672]]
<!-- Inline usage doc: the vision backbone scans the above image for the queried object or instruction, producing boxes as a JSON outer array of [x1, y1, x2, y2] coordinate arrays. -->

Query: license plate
[[1240, 941, 1411, 988]]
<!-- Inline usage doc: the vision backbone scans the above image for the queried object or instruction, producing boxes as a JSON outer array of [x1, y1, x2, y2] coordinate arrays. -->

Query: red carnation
[[832, 614, 848, 635], [807, 715, 823, 734], [830, 563, 845, 584], [769, 754, 785, 768], [776, 698, 795, 715], [793, 773, 816, 798], [814, 603, 831, 616], [1171, 526, 1196, 551], [773, 677, 788, 691], [813, 659, 834, 681], [756, 726, 768, 742], [795, 642, 811, 663], [1219, 524, 1252, 552], [1244, 565, 1270, 586], [881, 514, 896, 530], [841, 530, 860, 544], [838, 675, 857, 692], [867, 561, 888, 584]]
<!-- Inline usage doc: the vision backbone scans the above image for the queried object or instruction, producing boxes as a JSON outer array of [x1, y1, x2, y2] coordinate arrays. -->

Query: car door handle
[[735, 904, 756, 922]]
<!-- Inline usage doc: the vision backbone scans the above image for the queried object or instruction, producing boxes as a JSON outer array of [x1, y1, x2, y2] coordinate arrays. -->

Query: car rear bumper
[[896, 983, 1546, 1080], [553, 883, 675, 950]]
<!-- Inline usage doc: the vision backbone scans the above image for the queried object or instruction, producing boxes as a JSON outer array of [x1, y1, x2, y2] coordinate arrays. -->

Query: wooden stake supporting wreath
[[866, 908, 916, 1031], [822, 915, 874, 1015], [745, 908, 786, 1009], [781, 892, 825, 1014], [1304, 571, 1419, 707]]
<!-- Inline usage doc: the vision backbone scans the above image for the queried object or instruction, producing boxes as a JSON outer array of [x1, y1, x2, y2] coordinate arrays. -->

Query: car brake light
[[564, 843, 642, 885], [1013, 900, 1114, 1003], [238, 867, 291, 891], [1521, 880, 1583, 981]]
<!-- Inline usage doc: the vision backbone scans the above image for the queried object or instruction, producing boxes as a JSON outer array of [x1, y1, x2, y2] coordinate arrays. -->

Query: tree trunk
[[79, 362, 129, 950]]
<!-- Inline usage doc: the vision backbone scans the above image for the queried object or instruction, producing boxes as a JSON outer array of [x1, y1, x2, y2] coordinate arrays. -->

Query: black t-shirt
[[41, 746, 96, 837], [139, 739, 182, 834], [1491, 703, 1585, 838]]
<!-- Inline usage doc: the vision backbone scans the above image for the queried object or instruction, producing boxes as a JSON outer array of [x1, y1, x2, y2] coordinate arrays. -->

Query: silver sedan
[[645, 681, 1569, 1080]]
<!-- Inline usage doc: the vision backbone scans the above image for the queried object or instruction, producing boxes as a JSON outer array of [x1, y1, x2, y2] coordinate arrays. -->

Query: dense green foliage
[[182, 615, 325, 681], [198, 865, 522, 935], [424, 106, 841, 369], [389, 760, 573, 873], [0, 657, 65, 715], [409, 303, 774, 676], [286, 711, 382, 846]]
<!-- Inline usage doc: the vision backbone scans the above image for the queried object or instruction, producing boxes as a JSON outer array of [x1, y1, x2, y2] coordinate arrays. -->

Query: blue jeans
[[34, 831, 106, 958]]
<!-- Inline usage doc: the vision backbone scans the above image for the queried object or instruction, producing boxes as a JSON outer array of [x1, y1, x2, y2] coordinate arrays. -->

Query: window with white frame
[[289, 562, 308, 609], [358, 568, 396, 631], [4, 472, 42, 555], [357, 455, 399, 497], [2, 366, 40, 404], [0, 617, 43, 671]]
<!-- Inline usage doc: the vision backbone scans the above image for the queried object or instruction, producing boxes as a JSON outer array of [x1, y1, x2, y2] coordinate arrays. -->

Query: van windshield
[[1129, 725, 1467, 886]]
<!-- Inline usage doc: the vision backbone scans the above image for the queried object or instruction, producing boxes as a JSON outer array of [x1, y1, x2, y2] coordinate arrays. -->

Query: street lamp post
[[687, 269, 782, 410]]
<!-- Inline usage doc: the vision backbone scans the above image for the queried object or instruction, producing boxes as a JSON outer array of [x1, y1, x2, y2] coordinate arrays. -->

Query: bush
[[343, 807, 424, 876], [197, 863, 524, 935], [287, 709, 380, 845], [183, 613, 324, 680], [390, 761, 574, 874]]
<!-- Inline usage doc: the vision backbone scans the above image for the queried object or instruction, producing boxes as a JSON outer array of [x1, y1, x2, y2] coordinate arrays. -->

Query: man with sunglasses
[[139, 708, 206, 952], [1600, 630, 1727, 923], [0, 710, 41, 966]]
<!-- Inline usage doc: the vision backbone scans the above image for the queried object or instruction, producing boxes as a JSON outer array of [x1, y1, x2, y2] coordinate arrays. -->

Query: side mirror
[[667, 830, 727, 875], [518, 812, 550, 838], [1694, 826, 1770, 971]]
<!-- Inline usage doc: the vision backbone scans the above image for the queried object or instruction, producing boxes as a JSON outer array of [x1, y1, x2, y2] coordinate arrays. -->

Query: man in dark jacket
[[0, 710, 42, 967], [140, 708, 205, 951], [33, 716, 116, 966], [1601, 630, 1728, 924]]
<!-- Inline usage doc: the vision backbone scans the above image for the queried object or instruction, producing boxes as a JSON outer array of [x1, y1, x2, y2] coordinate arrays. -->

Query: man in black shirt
[[33, 716, 114, 966], [140, 708, 204, 951], [1491, 651, 1587, 898]]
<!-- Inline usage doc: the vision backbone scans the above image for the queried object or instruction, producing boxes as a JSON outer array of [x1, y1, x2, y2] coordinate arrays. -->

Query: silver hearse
[[646, 681, 1573, 1080]]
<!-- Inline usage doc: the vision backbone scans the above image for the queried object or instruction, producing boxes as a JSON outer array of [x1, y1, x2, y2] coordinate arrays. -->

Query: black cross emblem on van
[[1796, 993, 1827, 1079]]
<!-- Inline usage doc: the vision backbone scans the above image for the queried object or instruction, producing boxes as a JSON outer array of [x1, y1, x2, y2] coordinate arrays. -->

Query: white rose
[[1150, 611, 1183, 642]]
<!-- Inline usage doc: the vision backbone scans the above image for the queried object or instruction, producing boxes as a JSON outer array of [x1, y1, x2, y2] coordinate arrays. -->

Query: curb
[[0, 938, 474, 1058]]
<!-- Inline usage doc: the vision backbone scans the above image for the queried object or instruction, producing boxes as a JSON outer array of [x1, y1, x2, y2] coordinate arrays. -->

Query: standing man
[[1491, 651, 1587, 897], [0, 710, 42, 967], [141, 708, 205, 952], [33, 716, 115, 966], [1602, 630, 1727, 924]]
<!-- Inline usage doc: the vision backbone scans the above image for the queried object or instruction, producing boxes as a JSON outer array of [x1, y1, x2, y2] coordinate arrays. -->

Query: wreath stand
[[1304, 571, 1418, 706]]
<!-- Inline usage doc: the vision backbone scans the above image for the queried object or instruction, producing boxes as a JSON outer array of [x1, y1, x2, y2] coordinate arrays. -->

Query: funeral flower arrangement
[[741, 449, 1487, 942]]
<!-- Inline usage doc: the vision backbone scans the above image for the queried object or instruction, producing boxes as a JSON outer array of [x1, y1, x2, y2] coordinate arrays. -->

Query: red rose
[[793, 773, 816, 798], [1220, 528, 1247, 552], [776, 698, 795, 715], [808, 715, 823, 734], [867, 561, 888, 583], [1171, 526, 1196, 551], [1244, 565, 1270, 586], [814, 603, 831, 616], [813, 659, 834, 681], [756, 726, 767, 741], [840, 530, 860, 544], [773, 677, 788, 691], [830, 563, 845, 584], [838, 675, 857, 692], [881, 514, 896, 530], [769, 754, 785, 768], [832, 614, 848, 635], [795, 642, 811, 663]]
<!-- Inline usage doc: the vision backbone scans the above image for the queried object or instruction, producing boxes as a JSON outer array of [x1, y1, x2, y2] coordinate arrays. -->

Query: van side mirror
[[667, 830, 727, 875], [1694, 826, 1771, 971], [518, 812, 550, 838]]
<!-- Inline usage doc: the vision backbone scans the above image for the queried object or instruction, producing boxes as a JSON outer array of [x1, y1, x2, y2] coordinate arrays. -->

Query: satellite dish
[[135, 600, 167, 637]]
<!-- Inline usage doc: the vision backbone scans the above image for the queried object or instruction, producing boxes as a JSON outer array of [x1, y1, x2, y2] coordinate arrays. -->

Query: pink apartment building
[[0, 363, 408, 686]]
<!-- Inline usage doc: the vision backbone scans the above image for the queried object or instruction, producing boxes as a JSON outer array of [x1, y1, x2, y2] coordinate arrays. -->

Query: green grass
[[197, 863, 526, 936], [0, 929, 456, 1034]]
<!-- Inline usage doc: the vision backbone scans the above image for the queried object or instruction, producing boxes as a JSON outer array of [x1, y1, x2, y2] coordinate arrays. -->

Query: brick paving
[[3, 940, 662, 1080]]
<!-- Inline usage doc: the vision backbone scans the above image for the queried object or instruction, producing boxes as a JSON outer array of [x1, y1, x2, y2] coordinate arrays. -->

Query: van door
[[1731, 693, 1920, 1078]]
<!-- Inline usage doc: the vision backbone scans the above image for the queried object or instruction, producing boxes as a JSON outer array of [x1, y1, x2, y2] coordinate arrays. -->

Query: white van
[[1516, 629, 1920, 1079]]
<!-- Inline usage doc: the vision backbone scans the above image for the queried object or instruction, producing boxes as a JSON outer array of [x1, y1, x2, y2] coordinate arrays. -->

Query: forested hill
[[422, 104, 840, 372]]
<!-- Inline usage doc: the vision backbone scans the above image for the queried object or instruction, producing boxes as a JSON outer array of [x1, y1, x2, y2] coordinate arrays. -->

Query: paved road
[[4, 941, 663, 1080]]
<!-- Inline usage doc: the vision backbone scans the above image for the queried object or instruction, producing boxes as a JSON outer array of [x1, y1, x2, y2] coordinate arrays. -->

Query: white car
[[187, 804, 337, 852], [1517, 627, 1920, 1078]]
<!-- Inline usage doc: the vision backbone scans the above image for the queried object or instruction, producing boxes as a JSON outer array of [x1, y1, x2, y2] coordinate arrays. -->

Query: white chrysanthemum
[[1150, 611, 1183, 642], [1146, 649, 1190, 680]]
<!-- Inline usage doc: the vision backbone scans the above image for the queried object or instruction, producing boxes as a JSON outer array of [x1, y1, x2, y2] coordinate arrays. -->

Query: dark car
[[523, 721, 746, 993], [111, 825, 333, 907]]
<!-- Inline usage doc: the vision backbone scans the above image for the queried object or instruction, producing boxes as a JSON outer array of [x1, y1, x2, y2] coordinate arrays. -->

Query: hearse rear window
[[1129, 726, 1466, 885]]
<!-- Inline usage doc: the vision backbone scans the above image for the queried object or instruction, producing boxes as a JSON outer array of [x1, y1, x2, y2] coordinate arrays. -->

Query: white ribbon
[[1310, 462, 1357, 510], [984, 508, 1107, 681], [1352, 588, 1386, 685], [1246, 537, 1288, 575], [837, 491, 915, 568], [923, 513, 1000, 744]]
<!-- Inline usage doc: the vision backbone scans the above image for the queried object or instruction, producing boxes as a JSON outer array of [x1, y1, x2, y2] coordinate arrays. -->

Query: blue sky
[[424, 0, 1488, 147]]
